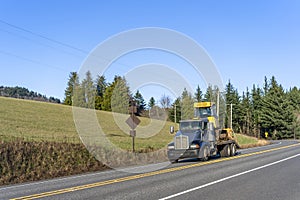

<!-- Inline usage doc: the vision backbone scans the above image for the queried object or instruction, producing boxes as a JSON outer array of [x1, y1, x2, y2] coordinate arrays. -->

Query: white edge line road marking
[[159, 153, 300, 200]]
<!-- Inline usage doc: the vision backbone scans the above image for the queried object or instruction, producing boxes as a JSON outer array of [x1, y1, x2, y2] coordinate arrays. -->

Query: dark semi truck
[[167, 102, 239, 163]]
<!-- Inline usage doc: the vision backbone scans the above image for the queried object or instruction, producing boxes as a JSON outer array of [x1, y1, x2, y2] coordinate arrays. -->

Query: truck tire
[[201, 146, 209, 161], [220, 144, 230, 157], [230, 144, 236, 156]]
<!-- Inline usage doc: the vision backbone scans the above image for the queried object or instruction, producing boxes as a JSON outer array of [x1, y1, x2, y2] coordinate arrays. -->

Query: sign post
[[126, 100, 140, 152]]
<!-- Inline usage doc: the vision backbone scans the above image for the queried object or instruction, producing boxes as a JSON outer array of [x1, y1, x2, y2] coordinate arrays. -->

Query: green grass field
[[0, 96, 268, 151], [0, 96, 175, 151]]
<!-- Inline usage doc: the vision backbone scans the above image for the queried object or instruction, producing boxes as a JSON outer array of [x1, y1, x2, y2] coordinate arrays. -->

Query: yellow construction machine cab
[[194, 102, 218, 128]]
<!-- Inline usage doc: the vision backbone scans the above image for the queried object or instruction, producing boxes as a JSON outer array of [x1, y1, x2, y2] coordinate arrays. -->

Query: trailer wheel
[[230, 144, 236, 156], [220, 144, 230, 157]]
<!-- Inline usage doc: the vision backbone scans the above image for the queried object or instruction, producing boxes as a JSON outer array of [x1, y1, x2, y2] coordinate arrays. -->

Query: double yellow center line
[[11, 142, 300, 200]]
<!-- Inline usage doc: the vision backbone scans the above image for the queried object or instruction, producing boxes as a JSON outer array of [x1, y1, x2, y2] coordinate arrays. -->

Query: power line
[[0, 19, 133, 74], [0, 19, 89, 54], [0, 28, 84, 59], [0, 49, 68, 72]]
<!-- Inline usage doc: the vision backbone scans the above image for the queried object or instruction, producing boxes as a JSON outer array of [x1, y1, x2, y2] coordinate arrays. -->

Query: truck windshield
[[180, 121, 201, 132]]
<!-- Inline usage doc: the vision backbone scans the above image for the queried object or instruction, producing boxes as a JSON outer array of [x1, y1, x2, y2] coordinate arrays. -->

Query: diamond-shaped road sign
[[126, 115, 140, 130]]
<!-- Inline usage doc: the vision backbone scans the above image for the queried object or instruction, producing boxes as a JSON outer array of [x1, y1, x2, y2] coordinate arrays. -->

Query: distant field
[[0, 96, 174, 151]]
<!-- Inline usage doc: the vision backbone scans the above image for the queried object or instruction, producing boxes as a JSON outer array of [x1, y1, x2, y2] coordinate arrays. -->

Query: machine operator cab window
[[199, 107, 211, 117], [194, 104, 216, 118]]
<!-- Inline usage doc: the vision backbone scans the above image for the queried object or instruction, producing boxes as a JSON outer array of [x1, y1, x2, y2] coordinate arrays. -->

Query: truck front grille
[[174, 135, 189, 149]]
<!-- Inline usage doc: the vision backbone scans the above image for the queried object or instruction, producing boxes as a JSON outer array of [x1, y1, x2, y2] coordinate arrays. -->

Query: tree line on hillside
[[225, 76, 300, 139], [63, 71, 300, 139], [0, 86, 61, 103], [63, 71, 148, 116], [63, 71, 219, 119]]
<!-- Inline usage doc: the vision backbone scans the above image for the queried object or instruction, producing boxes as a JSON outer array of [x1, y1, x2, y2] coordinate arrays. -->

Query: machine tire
[[230, 144, 236, 156], [220, 144, 230, 157]]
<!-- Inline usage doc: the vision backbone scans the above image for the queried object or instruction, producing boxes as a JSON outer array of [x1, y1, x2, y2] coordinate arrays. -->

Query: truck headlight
[[168, 145, 175, 150], [190, 144, 200, 149]]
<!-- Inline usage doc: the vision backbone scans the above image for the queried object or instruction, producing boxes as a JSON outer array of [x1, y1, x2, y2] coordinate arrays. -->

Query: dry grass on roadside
[[0, 140, 108, 186], [235, 133, 271, 149]]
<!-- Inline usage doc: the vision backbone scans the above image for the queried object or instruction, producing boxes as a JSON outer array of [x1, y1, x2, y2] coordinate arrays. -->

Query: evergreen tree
[[102, 83, 113, 111], [204, 85, 213, 101], [169, 97, 181, 123], [204, 85, 220, 103], [148, 97, 156, 108], [95, 75, 107, 110], [63, 72, 79, 105], [181, 88, 194, 120], [240, 87, 252, 135], [263, 76, 269, 96], [81, 71, 95, 108], [288, 87, 300, 110], [133, 90, 146, 115], [0, 86, 60, 103], [260, 76, 292, 139], [194, 85, 203, 102], [109, 76, 131, 114], [251, 84, 263, 138]]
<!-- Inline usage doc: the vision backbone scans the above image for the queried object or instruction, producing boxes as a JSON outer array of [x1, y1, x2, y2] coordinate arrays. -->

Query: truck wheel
[[230, 144, 236, 156], [220, 144, 230, 157], [201, 147, 209, 161]]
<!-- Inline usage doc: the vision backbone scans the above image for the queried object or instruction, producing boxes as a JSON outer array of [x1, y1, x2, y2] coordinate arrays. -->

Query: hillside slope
[[0, 96, 174, 150]]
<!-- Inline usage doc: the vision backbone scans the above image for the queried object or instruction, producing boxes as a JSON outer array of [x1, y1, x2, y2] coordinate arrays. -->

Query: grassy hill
[[0, 96, 269, 150], [0, 96, 174, 151]]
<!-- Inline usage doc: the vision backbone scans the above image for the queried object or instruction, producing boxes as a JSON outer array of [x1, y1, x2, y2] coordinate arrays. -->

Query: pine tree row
[[63, 72, 300, 139]]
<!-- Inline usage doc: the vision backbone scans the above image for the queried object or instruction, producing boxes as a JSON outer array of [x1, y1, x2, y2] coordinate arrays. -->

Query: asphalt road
[[1, 140, 300, 200]]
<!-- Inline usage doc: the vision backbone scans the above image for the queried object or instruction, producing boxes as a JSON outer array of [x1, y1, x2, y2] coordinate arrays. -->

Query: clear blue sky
[[1, 0, 300, 102]]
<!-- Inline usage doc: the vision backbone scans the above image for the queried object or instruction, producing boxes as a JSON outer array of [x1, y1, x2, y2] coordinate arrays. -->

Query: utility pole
[[230, 103, 233, 129], [294, 127, 296, 140], [226, 103, 235, 129], [217, 90, 220, 118], [174, 104, 177, 124]]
